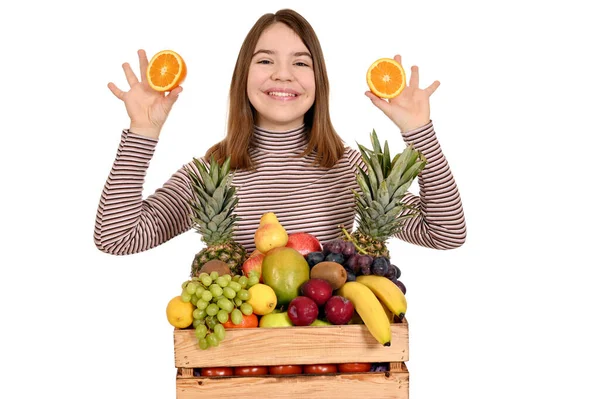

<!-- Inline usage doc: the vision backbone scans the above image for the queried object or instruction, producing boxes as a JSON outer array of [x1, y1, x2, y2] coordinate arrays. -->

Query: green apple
[[259, 312, 294, 328], [310, 319, 332, 327]]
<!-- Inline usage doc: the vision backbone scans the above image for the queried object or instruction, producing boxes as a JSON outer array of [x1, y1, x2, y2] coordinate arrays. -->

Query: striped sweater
[[94, 121, 466, 255]]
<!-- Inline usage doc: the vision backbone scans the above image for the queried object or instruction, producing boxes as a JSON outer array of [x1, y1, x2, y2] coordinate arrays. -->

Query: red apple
[[300, 278, 333, 307], [324, 296, 354, 325], [248, 249, 262, 258], [242, 252, 265, 282], [285, 232, 322, 256], [287, 296, 319, 326]]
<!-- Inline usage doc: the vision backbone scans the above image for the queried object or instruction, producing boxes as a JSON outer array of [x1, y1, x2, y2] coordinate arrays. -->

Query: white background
[[1, 0, 599, 398]]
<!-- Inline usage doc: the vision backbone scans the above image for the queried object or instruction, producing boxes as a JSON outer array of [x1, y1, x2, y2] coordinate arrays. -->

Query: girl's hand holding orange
[[366, 54, 440, 133], [107, 49, 183, 139]]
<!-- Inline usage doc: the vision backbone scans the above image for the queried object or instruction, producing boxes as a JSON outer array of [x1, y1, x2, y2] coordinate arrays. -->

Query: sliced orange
[[366, 58, 406, 99], [146, 50, 187, 92]]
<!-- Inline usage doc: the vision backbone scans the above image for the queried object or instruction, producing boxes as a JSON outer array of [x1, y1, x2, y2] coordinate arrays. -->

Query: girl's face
[[247, 22, 316, 131]]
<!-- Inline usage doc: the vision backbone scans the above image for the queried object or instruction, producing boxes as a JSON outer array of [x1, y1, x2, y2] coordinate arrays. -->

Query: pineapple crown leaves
[[356, 129, 427, 201], [185, 156, 241, 244], [352, 129, 427, 238]]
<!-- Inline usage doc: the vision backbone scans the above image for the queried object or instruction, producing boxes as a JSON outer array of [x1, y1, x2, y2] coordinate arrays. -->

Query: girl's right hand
[[108, 49, 182, 139]]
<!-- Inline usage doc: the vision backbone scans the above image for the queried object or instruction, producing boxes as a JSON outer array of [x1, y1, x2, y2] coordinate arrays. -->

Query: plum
[[287, 296, 319, 326], [300, 278, 333, 307], [324, 295, 354, 325]]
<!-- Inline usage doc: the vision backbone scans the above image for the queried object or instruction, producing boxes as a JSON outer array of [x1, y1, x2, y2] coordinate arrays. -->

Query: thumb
[[167, 86, 183, 101], [365, 91, 391, 116], [162, 86, 182, 111]]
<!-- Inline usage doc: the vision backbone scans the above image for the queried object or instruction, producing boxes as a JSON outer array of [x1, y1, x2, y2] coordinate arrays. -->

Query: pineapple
[[342, 129, 426, 258], [186, 156, 247, 276]]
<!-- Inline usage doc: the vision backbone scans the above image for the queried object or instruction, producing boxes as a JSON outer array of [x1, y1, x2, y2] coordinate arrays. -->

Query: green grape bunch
[[180, 271, 258, 350]]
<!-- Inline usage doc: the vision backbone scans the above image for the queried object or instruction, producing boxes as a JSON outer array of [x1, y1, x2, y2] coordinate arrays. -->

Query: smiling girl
[[95, 9, 466, 255]]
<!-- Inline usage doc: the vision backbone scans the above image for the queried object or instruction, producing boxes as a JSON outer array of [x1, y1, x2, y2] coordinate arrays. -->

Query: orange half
[[147, 50, 187, 92], [366, 58, 406, 99]]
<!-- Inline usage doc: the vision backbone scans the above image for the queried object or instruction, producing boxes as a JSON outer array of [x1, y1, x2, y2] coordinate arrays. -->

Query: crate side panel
[[176, 370, 409, 399], [174, 321, 408, 368]]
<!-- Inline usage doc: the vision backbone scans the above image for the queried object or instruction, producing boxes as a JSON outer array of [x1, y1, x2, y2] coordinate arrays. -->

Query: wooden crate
[[174, 317, 409, 398]]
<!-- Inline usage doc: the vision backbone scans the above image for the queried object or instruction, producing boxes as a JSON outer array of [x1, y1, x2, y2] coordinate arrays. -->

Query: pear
[[259, 212, 280, 227], [254, 222, 288, 253]]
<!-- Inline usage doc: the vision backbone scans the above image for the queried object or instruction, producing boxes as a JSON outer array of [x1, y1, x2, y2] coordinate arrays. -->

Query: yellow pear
[[259, 212, 280, 227], [254, 223, 288, 253]]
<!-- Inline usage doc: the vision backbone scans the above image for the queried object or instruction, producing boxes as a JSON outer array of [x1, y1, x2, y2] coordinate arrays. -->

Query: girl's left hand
[[365, 54, 440, 133]]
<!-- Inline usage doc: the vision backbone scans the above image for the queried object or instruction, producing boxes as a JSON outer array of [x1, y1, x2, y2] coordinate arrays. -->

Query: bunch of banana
[[336, 275, 407, 346], [356, 275, 407, 320]]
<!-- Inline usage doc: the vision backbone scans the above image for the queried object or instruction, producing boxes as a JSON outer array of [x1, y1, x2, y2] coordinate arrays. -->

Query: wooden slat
[[174, 319, 408, 368], [389, 362, 408, 372], [178, 368, 194, 378], [176, 364, 409, 399]]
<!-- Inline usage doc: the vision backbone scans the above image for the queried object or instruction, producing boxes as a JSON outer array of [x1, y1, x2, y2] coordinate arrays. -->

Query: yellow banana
[[378, 297, 395, 323], [337, 281, 391, 346], [356, 275, 407, 320]]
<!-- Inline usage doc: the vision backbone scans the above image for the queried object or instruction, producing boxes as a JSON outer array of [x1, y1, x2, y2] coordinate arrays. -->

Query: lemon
[[166, 295, 194, 328], [247, 284, 277, 315]]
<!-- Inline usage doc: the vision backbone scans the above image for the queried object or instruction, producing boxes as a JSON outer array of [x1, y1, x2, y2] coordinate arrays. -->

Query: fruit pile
[[167, 211, 407, 349], [167, 130, 423, 362]]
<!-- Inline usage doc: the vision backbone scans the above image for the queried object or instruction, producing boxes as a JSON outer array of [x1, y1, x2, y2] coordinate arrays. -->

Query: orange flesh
[[371, 61, 403, 94], [148, 53, 180, 87]]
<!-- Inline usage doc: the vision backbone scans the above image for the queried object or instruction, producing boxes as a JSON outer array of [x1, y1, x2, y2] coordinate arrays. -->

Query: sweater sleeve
[[93, 130, 195, 255], [396, 121, 466, 249], [348, 121, 466, 250]]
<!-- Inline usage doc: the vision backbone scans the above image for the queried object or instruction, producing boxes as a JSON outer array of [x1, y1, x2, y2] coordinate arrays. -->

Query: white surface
[[1, 1, 598, 398]]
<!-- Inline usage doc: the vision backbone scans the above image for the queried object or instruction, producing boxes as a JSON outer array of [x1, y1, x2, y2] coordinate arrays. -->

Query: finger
[[122, 62, 139, 87], [365, 91, 392, 115], [409, 65, 419, 88], [161, 86, 183, 114], [394, 54, 402, 65], [138, 49, 149, 83], [166, 86, 183, 103], [107, 82, 125, 100], [425, 80, 441, 96]]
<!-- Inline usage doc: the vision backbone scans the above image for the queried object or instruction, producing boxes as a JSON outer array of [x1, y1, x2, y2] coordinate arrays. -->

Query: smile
[[268, 91, 298, 98]]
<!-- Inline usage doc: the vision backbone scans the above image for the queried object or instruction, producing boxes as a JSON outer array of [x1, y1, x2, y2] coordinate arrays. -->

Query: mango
[[262, 247, 310, 307]]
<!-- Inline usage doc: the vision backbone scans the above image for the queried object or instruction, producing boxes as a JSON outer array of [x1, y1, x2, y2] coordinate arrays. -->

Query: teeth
[[268, 92, 296, 97]]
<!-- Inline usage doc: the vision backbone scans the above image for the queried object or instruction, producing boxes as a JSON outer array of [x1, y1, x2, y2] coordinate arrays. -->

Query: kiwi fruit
[[310, 261, 347, 290], [198, 260, 232, 276]]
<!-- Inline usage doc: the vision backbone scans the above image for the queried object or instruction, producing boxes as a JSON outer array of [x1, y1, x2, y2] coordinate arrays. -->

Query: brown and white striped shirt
[[94, 122, 466, 254]]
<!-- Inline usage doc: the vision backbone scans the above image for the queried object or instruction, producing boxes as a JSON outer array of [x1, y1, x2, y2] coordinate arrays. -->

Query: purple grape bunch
[[305, 238, 406, 294]]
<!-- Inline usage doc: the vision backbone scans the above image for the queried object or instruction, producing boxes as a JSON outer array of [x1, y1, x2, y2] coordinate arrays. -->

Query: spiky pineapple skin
[[190, 241, 247, 277], [351, 231, 390, 258]]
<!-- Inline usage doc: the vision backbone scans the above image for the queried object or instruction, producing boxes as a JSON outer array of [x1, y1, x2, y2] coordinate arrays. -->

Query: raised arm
[[364, 54, 466, 249], [95, 49, 194, 254], [94, 130, 195, 254]]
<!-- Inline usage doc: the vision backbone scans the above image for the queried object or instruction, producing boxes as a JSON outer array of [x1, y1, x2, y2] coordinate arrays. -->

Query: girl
[[95, 9, 466, 256]]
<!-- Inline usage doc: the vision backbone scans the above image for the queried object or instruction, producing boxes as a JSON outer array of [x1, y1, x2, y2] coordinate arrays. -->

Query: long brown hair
[[205, 9, 345, 170]]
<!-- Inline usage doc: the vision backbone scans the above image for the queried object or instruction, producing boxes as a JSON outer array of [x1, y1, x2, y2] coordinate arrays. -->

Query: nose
[[271, 63, 293, 81]]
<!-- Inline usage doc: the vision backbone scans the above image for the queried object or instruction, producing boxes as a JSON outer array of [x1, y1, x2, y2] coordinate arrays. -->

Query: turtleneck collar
[[251, 124, 309, 153]]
